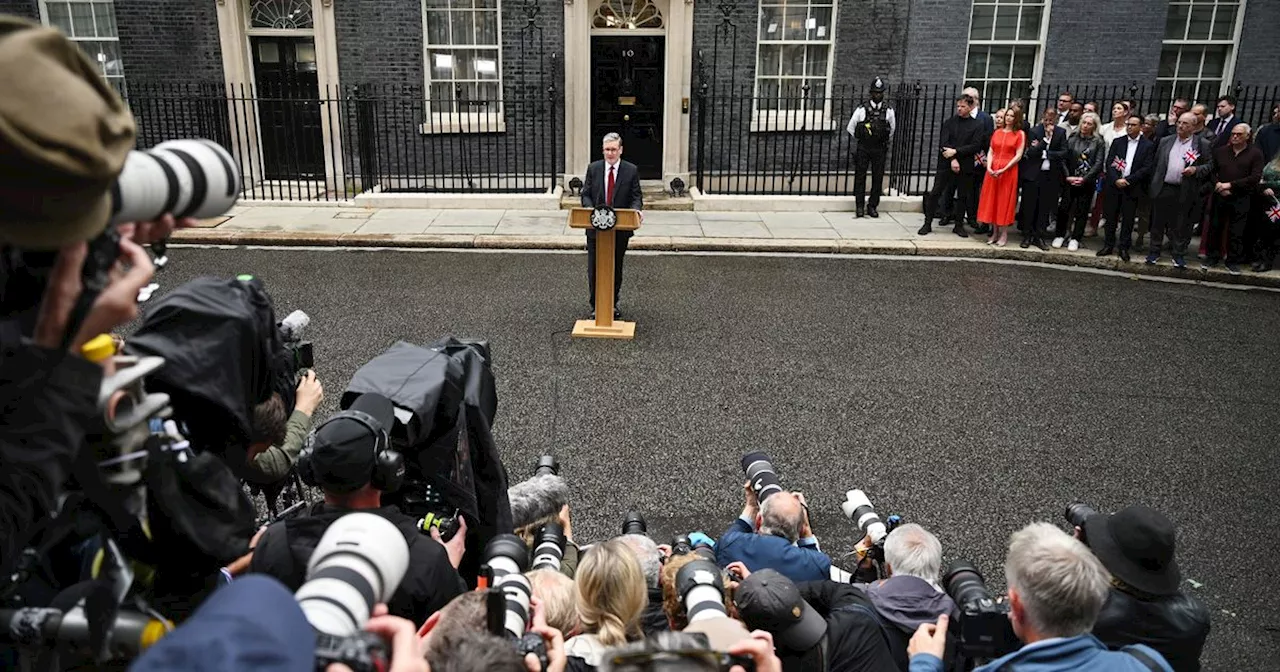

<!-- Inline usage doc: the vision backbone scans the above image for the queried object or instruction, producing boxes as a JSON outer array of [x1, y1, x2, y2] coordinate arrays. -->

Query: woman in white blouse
[[1099, 101, 1131, 146]]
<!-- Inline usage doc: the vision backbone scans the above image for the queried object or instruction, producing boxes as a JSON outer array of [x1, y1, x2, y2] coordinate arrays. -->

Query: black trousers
[[927, 169, 975, 224], [1149, 183, 1193, 257], [853, 149, 887, 208], [1102, 184, 1142, 250], [585, 230, 632, 308], [1056, 182, 1096, 240], [1205, 194, 1250, 264], [1017, 174, 1061, 240]]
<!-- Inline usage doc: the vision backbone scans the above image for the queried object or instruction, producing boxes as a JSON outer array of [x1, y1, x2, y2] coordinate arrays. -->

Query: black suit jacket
[[1104, 135, 1156, 191], [581, 159, 643, 211], [1020, 124, 1068, 182], [938, 115, 986, 175], [1209, 115, 1242, 148]]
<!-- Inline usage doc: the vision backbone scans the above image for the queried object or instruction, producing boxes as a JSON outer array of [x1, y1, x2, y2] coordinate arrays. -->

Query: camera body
[[1064, 502, 1098, 532], [943, 561, 1019, 661], [313, 631, 388, 672]]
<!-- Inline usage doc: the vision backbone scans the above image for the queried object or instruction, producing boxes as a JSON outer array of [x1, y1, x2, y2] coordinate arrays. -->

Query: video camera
[[942, 561, 1019, 663], [481, 535, 551, 669]]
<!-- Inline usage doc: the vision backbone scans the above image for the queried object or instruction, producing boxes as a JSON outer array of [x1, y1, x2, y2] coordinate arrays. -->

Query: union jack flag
[[1268, 200, 1280, 223], [1183, 148, 1199, 165], [1111, 157, 1126, 172], [975, 151, 985, 168]]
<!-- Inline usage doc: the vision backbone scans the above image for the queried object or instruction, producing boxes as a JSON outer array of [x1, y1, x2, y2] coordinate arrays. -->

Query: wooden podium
[[569, 206, 640, 339]]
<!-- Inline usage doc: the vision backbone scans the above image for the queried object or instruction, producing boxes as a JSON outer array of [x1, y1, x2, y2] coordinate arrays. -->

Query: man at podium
[[581, 132, 643, 320]]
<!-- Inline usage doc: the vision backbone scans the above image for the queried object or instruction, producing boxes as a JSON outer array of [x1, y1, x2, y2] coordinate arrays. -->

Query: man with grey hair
[[908, 522, 1173, 672], [617, 533, 670, 634], [716, 481, 831, 583], [580, 131, 643, 320], [1146, 111, 1213, 268]]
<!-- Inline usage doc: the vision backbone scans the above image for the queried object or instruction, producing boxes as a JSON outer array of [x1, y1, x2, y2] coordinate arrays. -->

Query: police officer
[[847, 77, 896, 218]]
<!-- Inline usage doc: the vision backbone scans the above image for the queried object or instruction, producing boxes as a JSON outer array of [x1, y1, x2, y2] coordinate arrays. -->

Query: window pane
[[759, 5, 781, 40], [992, 5, 1018, 40], [429, 49, 456, 77], [782, 6, 806, 40], [1011, 45, 1035, 79], [1211, 4, 1236, 40], [988, 46, 1013, 78], [807, 7, 832, 40], [424, 0, 449, 8], [430, 82, 455, 112], [93, 2, 117, 38], [69, 2, 94, 37], [780, 79, 804, 104], [780, 44, 804, 76], [1186, 4, 1212, 40], [1164, 3, 1188, 39], [474, 0, 496, 7], [987, 82, 1010, 111], [451, 10, 475, 45], [47, 2, 72, 33], [475, 10, 498, 44], [758, 79, 779, 111], [1158, 47, 1178, 77], [1176, 47, 1201, 77], [474, 49, 499, 79], [806, 79, 826, 104], [426, 11, 450, 44], [1201, 45, 1226, 77], [966, 47, 989, 79], [258, 41, 281, 63], [805, 44, 828, 77], [1017, 5, 1042, 40], [97, 41, 123, 76], [757, 44, 781, 77], [970, 5, 995, 41]]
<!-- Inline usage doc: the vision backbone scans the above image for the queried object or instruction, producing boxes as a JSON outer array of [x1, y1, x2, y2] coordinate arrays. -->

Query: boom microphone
[[508, 474, 570, 530]]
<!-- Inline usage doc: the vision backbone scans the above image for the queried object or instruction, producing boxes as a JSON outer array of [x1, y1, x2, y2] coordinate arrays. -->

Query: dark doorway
[[590, 36, 664, 179], [251, 36, 324, 179]]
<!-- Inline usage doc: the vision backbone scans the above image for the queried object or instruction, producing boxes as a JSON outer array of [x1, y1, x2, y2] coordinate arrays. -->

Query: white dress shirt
[[1122, 135, 1140, 178]]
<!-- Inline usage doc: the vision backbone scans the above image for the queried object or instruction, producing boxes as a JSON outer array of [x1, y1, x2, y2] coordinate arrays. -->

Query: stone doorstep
[[167, 230, 1280, 289]]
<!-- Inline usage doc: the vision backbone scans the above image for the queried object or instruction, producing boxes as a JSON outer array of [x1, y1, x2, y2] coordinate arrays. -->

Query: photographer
[[733, 567, 897, 672], [529, 568, 582, 637], [618, 533, 669, 635], [851, 524, 959, 670], [717, 482, 830, 583], [0, 17, 187, 573], [246, 369, 325, 483], [248, 393, 467, 625], [419, 591, 569, 672], [566, 539, 649, 670], [659, 553, 738, 632], [908, 523, 1172, 672], [510, 471, 580, 578], [1076, 505, 1210, 671]]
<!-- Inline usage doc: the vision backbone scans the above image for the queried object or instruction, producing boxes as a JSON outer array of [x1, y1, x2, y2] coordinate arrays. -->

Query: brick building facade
[[5, 0, 1277, 196]]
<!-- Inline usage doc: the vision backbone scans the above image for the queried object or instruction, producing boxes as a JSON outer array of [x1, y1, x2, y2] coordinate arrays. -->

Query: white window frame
[[751, 0, 837, 133], [963, 0, 1051, 111], [1157, 0, 1245, 104], [420, 0, 505, 135], [38, 0, 127, 95]]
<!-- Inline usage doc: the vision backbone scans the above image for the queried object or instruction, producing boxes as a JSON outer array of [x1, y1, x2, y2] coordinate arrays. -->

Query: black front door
[[591, 36, 664, 179], [251, 36, 324, 179]]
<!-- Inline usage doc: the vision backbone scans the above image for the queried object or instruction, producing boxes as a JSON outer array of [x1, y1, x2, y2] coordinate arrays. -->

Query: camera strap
[[1121, 646, 1166, 672]]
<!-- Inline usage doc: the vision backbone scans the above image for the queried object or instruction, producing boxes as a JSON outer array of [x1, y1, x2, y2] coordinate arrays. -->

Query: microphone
[[508, 474, 570, 530]]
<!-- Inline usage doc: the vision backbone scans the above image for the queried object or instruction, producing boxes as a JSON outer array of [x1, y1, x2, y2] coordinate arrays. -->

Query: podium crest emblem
[[591, 205, 617, 230]]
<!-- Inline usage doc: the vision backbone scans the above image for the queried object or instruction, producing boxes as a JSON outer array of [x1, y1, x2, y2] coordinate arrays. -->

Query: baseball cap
[[733, 569, 827, 652], [0, 17, 136, 249], [131, 575, 315, 671], [309, 392, 396, 492]]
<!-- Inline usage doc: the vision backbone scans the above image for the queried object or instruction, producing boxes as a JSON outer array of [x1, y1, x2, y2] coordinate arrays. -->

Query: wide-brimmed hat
[[1084, 505, 1182, 596]]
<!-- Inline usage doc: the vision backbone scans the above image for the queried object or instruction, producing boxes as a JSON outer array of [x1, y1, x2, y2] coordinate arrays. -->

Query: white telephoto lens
[[111, 150, 175, 224], [496, 573, 533, 639], [684, 584, 728, 623], [156, 139, 240, 218], [298, 513, 410, 636], [843, 489, 887, 543], [488, 554, 523, 578]]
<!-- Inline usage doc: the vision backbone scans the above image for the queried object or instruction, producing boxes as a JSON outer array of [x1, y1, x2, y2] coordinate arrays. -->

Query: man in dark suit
[[580, 132, 643, 320], [1098, 116, 1156, 261], [1146, 113, 1214, 269], [1209, 95, 1243, 149], [1153, 98, 1189, 140], [965, 87, 996, 235], [1018, 108, 1067, 250], [919, 94, 985, 237]]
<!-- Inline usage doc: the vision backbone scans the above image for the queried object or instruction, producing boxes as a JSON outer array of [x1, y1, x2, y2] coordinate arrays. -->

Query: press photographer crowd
[[2, 17, 1217, 672]]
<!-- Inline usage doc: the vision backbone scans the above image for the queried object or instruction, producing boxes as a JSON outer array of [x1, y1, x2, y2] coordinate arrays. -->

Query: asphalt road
[[153, 246, 1278, 669]]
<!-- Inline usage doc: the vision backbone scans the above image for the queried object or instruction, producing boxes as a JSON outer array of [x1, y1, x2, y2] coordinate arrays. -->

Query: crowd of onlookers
[[920, 87, 1280, 274]]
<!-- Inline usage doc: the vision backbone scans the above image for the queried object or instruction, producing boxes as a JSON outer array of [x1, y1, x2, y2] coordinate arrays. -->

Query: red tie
[[606, 165, 616, 206]]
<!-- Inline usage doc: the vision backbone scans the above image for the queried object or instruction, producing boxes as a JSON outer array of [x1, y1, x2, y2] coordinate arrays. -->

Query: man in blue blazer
[[716, 482, 831, 583], [581, 132, 643, 320], [1098, 117, 1157, 261]]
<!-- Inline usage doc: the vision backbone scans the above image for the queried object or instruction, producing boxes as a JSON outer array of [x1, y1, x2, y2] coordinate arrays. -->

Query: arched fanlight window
[[593, 0, 664, 29]]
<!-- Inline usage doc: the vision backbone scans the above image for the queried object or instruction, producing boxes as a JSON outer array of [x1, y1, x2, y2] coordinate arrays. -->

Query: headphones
[[297, 408, 404, 493]]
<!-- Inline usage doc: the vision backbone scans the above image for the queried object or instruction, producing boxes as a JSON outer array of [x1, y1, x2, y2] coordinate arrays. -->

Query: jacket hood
[[865, 575, 959, 633]]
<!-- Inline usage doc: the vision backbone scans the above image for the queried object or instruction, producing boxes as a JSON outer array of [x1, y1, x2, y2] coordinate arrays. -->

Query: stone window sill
[[418, 114, 506, 135], [749, 111, 836, 133]]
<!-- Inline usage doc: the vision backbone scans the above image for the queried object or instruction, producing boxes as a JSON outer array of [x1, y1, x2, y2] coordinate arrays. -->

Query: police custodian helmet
[[870, 77, 885, 93]]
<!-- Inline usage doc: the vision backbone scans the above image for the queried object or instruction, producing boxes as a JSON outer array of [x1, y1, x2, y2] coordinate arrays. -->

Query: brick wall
[[0, 0, 37, 20], [1039, 0, 1167, 86], [902, 0, 971, 85], [113, 0, 223, 83], [1232, 0, 1280, 86]]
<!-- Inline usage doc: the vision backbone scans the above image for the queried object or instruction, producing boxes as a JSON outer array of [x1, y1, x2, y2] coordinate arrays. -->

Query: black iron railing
[[124, 80, 561, 201]]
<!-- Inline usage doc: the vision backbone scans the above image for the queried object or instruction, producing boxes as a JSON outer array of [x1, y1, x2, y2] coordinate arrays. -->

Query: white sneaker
[[1067, 239, 1079, 252], [1052, 237, 1065, 248]]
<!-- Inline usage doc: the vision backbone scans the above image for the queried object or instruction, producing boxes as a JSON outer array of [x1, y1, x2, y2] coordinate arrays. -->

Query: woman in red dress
[[978, 105, 1026, 246]]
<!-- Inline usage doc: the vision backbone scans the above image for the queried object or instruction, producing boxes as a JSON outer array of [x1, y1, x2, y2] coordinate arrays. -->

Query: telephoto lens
[[1064, 502, 1098, 529], [841, 489, 887, 544], [942, 560, 1019, 661], [671, 533, 693, 556], [676, 559, 729, 623], [741, 452, 783, 503], [483, 534, 534, 640], [621, 510, 647, 536], [295, 513, 410, 636], [942, 561, 995, 610], [530, 522, 566, 572], [112, 139, 240, 224], [534, 455, 560, 477]]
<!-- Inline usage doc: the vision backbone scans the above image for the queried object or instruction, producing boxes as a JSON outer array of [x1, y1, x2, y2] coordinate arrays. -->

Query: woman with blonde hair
[[1054, 111, 1107, 251], [565, 538, 648, 668]]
